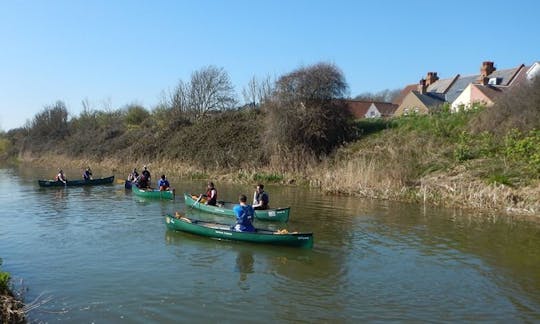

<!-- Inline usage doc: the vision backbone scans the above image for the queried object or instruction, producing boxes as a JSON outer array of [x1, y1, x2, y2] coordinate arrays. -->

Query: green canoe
[[165, 214, 313, 248], [184, 193, 290, 222], [38, 175, 115, 187], [132, 185, 175, 200]]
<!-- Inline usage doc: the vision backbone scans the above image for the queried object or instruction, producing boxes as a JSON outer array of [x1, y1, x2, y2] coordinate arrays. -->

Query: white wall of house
[[366, 103, 381, 118], [451, 84, 473, 112], [527, 62, 540, 81]]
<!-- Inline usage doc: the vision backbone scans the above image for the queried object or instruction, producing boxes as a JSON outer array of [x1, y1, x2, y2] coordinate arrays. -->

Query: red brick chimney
[[480, 61, 496, 78], [417, 78, 427, 94], [425, 72, 439, 86]]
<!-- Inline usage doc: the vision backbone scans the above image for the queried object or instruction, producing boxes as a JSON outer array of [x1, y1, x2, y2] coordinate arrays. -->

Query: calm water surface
[[1, 167, 539, 322]]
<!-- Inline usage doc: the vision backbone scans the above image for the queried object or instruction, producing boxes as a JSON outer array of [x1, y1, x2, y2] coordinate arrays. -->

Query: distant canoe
[[165, 214, 313, 248], [132, 185, 175, 200], [38, 176, 115, 187], [184, 193, 290, 222]]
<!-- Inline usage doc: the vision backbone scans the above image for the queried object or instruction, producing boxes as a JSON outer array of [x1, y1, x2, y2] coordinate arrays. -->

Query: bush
[[504, 129, 540, 176], [264, 62, 354, 159], [124, 105, 150, 126], [471, 77, 540, 135], [0, 259, 9, 292]]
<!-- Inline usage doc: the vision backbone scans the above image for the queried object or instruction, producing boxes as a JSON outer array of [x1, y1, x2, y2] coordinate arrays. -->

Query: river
[[1, 166, 539, 322]]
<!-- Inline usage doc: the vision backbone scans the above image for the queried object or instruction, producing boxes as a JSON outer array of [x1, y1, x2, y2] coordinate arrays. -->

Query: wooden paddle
[[191, 194, 203, 208]]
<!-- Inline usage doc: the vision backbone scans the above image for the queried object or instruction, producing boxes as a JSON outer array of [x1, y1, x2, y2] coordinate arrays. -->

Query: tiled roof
[[427, 74, 459, 93], [374, 102, 398, 116], [344, 100, 371, 118], [393, 84, 417, 105], [413, 91, 446, 108], [399, 63, 528, 105], [444, 74, 479, 103], [486, 65, 524, 86], [474, 84, 504, 101]]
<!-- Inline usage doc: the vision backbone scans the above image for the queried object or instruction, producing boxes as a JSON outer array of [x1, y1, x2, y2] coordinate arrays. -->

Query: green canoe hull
[[165, 215, 313, 248], [132, 186, 175, 200], [38, 176, 115, 187], [184, 193, 290, 222]]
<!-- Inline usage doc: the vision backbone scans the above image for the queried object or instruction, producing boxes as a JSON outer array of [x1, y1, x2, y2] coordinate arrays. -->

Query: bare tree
[[170, 80, 189, 113], [354, 88, 400, 102], [168, 66, 237, 120], [188, 66, 237, 118], [242, 75, 274, 106]]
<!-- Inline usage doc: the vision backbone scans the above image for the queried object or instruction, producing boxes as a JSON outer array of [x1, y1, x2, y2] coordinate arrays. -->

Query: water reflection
[[235, 249, 254, 289]]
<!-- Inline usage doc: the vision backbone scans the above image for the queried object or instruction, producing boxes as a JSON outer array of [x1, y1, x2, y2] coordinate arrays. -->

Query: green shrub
[[487, 173, 513, 186], [504, 129, 540, 176], [252, 172, 284, 183], [0, 259, 10, 292]]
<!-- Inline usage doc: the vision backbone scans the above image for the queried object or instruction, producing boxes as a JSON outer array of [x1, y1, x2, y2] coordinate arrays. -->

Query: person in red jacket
[[203, 181, 217, 206]]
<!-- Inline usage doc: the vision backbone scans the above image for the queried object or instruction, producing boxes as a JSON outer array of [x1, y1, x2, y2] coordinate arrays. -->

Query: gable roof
[[393, 84, 417, 105], [414, 91, 446, 108], [373, 102, 398, 116], [487, 64, 524, 86], [474, 84, 504, 101], [444, 74, 479, 103], [344, 100, 371, 118], [426, 74, 459, 93]]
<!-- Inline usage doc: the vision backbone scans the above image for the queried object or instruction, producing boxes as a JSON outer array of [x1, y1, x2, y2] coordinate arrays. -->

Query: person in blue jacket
[[158, 174, 170, 191], [232, 194, 255, 232]]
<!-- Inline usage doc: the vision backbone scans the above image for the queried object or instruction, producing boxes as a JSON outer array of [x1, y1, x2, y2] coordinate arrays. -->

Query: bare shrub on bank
[[263, 62, 353, 166], [471, 76, 540, 135], [24, 101, 69, 152]]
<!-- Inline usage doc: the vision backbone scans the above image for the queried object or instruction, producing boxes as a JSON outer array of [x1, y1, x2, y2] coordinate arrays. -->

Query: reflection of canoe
[[132, 185, 175, 200], [184, 193, 290, 222], [38, 176, 115, 187], [165, 215, 313, 248]]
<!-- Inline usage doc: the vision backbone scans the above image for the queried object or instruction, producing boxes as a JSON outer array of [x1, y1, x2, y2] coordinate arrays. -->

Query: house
[[395, 61, 527, 116], [394, 78, 447, 116], [450, 61, 527, 111], [345, 100, 398, 119], [451, 83, 503, 112]]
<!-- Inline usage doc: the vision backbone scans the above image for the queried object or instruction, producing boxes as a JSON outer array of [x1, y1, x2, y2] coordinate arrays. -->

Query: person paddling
[[232, 194, 255, 232], [252, 184, 269, 210], [202, 181, 217, 206], [83, 167, 93, 181], [158, 174, 170, 191], [55, 169, 67, 184]]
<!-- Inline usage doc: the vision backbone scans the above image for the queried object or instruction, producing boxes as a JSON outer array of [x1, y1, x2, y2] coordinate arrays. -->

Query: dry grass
[[308, 147, 540, 216], [419, 168, 540, 214], [17, 148, 540, 217], [1, 292, 25, 323]]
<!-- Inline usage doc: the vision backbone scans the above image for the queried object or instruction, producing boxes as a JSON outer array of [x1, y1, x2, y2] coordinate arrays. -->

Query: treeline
[[0, 62, 355, 171]]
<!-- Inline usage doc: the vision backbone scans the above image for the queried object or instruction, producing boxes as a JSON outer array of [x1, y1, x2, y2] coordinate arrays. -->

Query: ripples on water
[[0, 169, 539, 322]]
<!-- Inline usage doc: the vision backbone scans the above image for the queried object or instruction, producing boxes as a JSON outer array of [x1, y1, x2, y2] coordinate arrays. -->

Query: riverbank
[[1, 263, 25, 323], [19, 153, 540, 218], [1, 292, 25, 323]]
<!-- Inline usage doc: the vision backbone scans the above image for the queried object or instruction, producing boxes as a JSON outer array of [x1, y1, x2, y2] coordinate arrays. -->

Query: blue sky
[[1, 0, 539, 131]]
